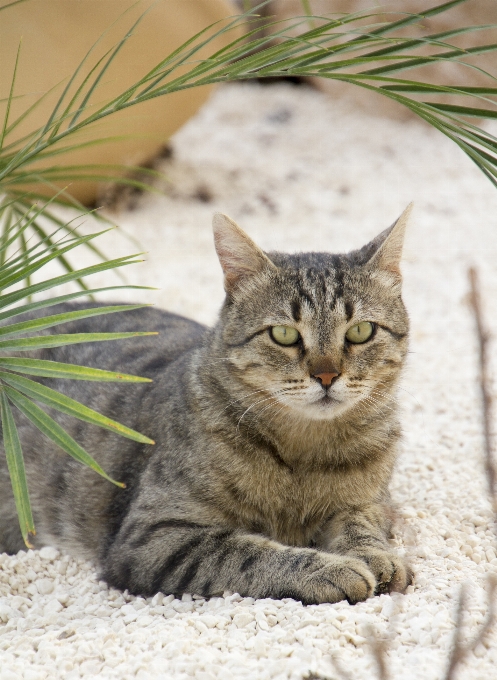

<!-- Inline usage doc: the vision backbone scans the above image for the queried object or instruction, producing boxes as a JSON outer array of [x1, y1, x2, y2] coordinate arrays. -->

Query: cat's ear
[[365, 203, 412, 279], [213, 213, 276, 292]]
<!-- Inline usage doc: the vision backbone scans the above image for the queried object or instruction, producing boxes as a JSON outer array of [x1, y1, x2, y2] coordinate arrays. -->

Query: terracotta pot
[[0, 0, 238, 204]]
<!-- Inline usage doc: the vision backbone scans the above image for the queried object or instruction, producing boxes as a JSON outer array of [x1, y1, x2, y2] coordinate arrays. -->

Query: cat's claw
[[350, 547, 412, 594]]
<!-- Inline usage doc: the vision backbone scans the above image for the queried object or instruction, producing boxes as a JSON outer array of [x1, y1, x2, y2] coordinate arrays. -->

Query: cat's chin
[[297, 396, 351, 421]]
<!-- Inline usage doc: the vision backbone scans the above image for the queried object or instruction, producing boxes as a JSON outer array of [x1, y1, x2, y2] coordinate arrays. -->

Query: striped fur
[[0, 208, 413, 604]]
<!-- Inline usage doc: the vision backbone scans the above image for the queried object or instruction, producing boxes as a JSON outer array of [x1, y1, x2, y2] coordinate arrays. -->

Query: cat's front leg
[[321, 504, 412, 595], [101, 521, 376, 604]]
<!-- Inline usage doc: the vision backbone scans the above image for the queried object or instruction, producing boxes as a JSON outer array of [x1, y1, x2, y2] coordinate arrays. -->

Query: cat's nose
[[313, 372, 340, 387]]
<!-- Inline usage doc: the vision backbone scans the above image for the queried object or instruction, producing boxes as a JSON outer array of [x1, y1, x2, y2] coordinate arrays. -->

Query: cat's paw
[[299, 554, 376, 605], [350, 548, 412, 594]]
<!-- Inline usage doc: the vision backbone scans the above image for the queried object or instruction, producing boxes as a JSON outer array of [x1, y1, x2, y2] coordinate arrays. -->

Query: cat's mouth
[[300, 392, 347, 420], [317, 394, 340, 407]]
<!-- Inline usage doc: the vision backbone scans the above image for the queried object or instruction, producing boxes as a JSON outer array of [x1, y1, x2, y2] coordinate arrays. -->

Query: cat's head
[[212, 207, 411, 422]]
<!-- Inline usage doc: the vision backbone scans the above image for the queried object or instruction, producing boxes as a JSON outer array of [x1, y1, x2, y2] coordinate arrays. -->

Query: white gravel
[[1, 82, 497, 679]]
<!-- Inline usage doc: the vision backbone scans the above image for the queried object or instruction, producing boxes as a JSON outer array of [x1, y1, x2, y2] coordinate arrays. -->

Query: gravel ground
[[1, 82, 497, 679]]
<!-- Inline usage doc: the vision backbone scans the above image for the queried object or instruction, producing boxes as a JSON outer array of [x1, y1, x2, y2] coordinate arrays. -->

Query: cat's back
[[3, 302, 207, 378]]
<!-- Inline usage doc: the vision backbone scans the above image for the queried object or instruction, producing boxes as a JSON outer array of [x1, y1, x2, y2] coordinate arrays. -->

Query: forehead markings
[[331, 268, 345, 303], [291, 299, 301, 322], [296, 272, 316, 311], [292, 265, 354, 329], [344, 300, 354, 322], [301, 268, 329, 305]]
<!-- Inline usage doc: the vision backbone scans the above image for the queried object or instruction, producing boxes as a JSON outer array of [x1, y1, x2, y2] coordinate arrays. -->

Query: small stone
[[39, 546, 60, 561], [136, 615, 153, 627], [0, 603, 17, 622], [151, 592, 164, 607], [201, 615, 218, 629], [121, 604, 139, 623], [485, 548, 496, 562], [111, 618, 125, 633], [253, 635, 267, 657], [36, 578, 54, 595], [43, 599, 63, 616], [195, 620, 208, 634], [233, 612, 254, 628], [56, 590, 70, 605]]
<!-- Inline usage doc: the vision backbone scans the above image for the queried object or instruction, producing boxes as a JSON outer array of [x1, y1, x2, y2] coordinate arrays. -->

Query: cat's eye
[[270, 325, 300, 346], [345, 321, 375, 344]]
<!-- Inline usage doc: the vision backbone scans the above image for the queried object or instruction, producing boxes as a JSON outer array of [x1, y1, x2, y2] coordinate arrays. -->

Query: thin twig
[[369, 635, 391, 680], [444, 267, 497, 680], [445, 576, 497, 680], [468, 266, 496, 514]]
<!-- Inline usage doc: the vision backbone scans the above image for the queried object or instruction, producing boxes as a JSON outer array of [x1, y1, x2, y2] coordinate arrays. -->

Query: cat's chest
[[218, 451, 383, 548]]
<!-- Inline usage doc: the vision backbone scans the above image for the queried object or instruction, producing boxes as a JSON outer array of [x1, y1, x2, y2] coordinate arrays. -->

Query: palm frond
[[0, 209, 156, 543]]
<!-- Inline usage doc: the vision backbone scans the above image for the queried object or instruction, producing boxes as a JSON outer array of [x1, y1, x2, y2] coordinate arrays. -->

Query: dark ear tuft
[[212, 213, 276, 293]]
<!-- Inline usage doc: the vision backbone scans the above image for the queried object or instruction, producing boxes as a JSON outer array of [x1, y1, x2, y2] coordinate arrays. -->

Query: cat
[[0, 207, 413, 604]]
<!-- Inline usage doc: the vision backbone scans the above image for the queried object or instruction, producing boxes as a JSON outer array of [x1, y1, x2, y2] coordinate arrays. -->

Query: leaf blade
[[0, 304, 151, 339], [0, 389, 35, 547], [5, 386, 125, 487], [0, 356, 152, 382], [0, 331, 157, 352], [0, 371, 155, 444]]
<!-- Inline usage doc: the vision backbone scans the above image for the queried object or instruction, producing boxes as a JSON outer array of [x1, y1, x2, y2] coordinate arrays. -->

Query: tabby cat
[[0, 207, 413, 604]]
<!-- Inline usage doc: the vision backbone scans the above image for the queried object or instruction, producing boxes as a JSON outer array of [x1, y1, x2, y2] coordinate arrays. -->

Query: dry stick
[[445, 577, 497, 680], [468, 267, 497, 515], [369, 635, 391, 680], [444, 267, 497, 680]]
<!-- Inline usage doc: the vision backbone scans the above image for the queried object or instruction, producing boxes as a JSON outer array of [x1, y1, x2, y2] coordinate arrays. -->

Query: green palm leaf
[[0, 371, 154, 444], [4, 386, 126, 487], [0, 331, 156, 352], [0, 389, 35, 547], [0, 304, 150, 338], [0, 357, 151, 382]]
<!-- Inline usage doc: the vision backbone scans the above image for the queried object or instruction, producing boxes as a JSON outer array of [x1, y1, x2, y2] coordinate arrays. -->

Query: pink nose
[[313, 372, 339, 387]]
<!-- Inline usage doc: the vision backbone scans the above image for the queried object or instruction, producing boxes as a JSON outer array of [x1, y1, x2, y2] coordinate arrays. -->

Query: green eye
[[345, 321, 375, 344], [270, 325, 300, 346]]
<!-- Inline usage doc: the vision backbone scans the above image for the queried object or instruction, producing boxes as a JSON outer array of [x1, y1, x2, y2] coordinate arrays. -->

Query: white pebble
[[232, 612, 254, 628], [485, 548, 496, 562], [195, 619, 208, 634], [201, 614, 219, 629], [0, 603, 17, 622], [36, 578, 54, 595], [38, 546, 60, 561], [43, 599, 63, 616]]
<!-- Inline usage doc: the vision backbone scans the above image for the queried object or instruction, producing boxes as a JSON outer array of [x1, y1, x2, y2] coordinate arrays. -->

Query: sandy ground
[[1, 81, 497, 679]]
